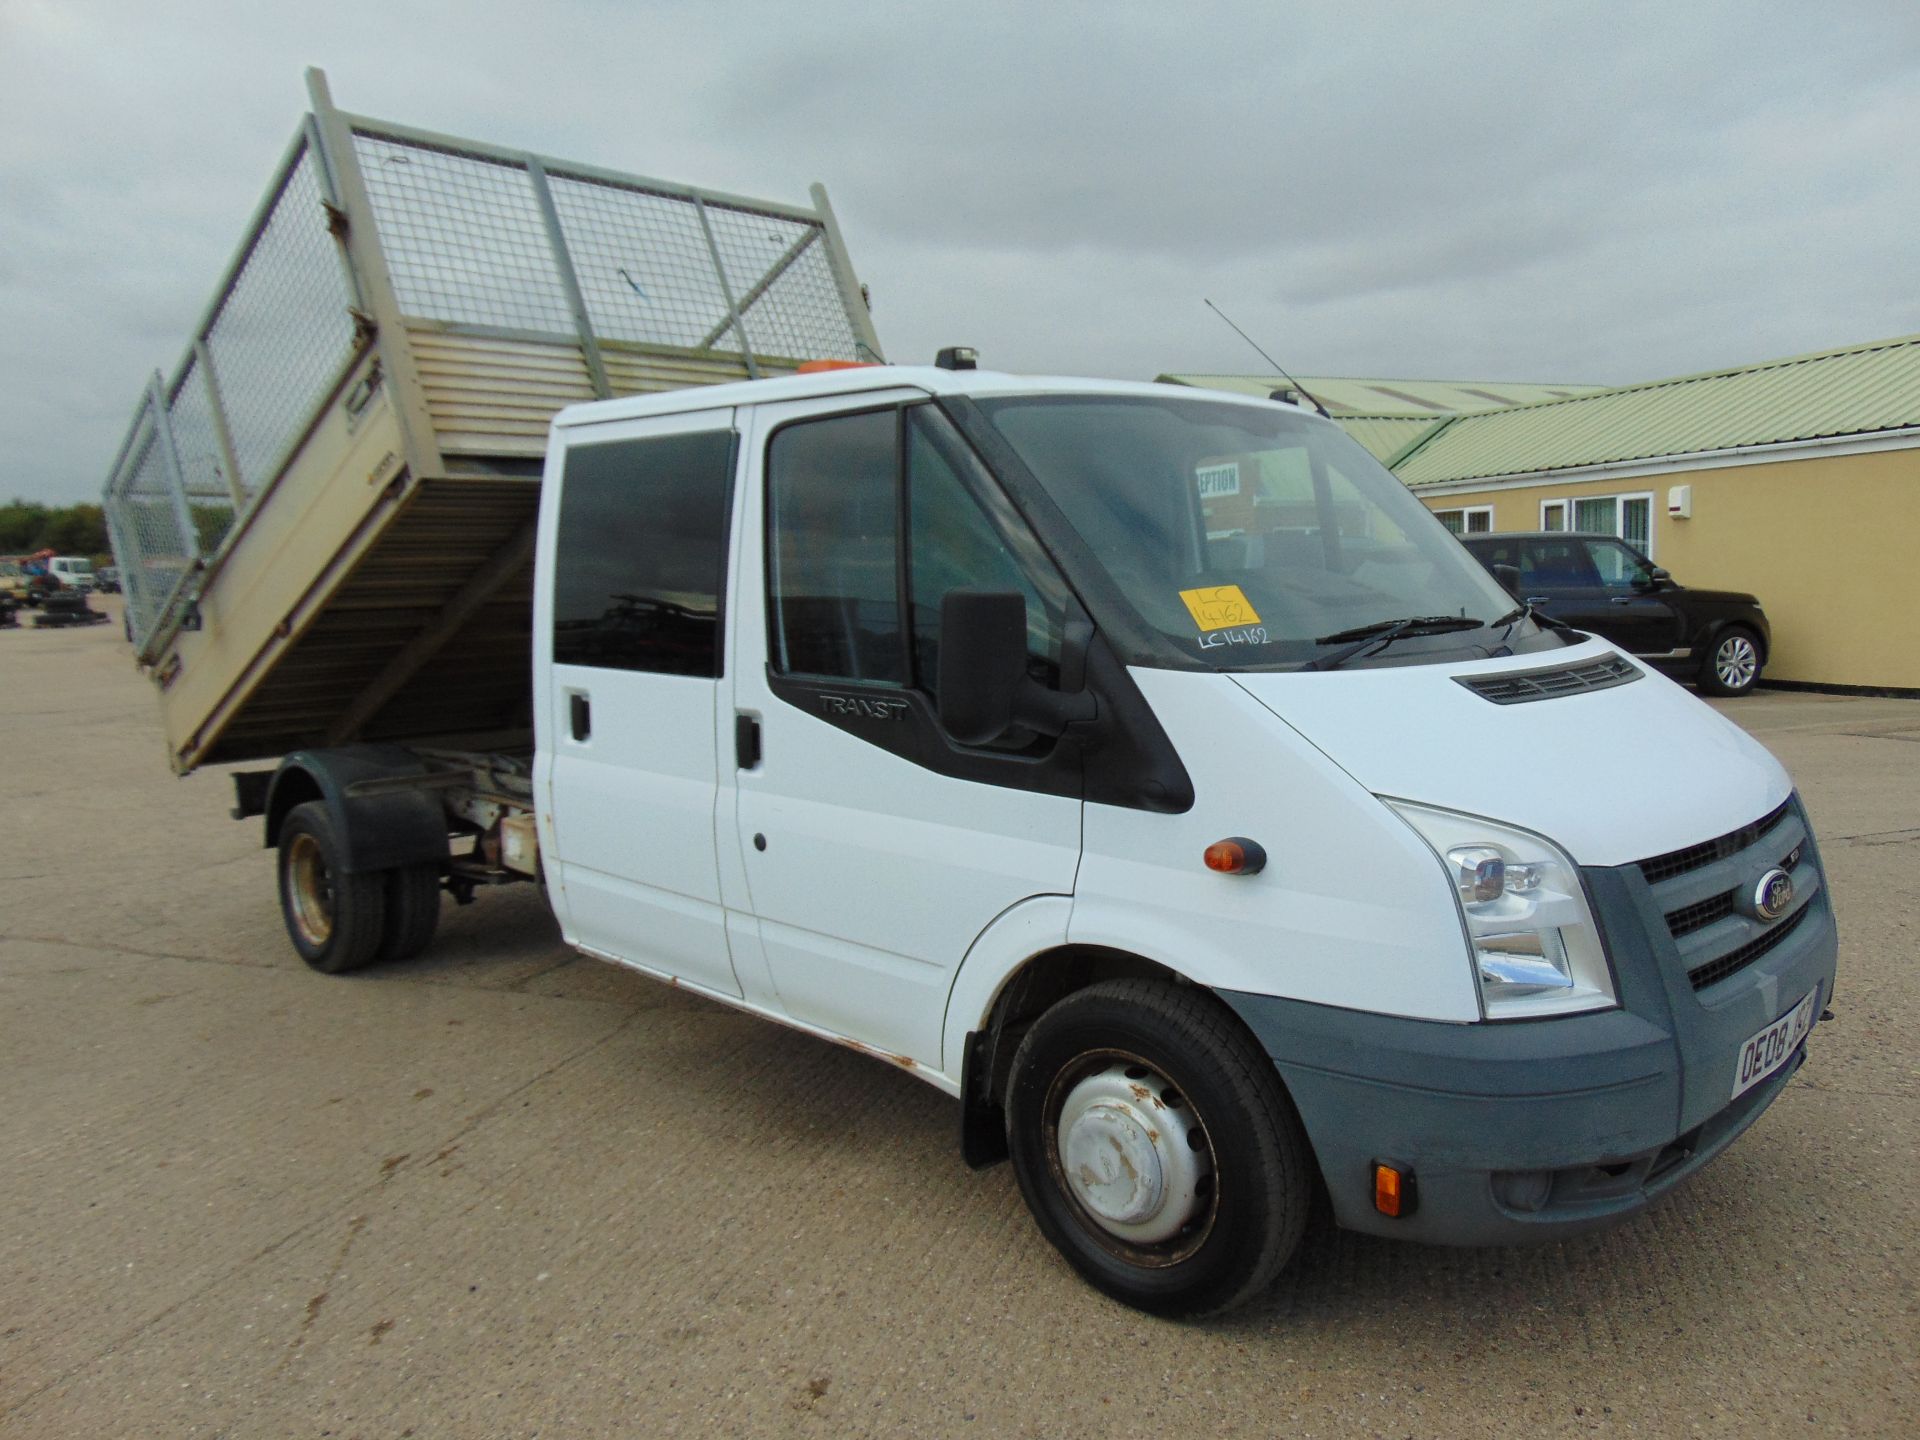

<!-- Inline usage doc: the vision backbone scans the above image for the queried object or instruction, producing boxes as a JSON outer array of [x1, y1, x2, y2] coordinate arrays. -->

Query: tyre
[[1004, 978, 1312, 1317], [379, 863, 443, 962], [277, 801, 387, 974], [1700, 626, 1763, 697]]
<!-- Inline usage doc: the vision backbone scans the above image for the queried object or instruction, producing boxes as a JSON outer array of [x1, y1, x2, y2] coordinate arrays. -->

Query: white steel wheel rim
[[286, 834, 335, 946], [1716, 635, 1757, 689], [1049, 1057, 1215, 1252]]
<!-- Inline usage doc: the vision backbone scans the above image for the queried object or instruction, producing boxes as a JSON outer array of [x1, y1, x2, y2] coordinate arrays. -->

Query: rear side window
[[551, 429, 736, 676], [1521, 539, 1600, 588]]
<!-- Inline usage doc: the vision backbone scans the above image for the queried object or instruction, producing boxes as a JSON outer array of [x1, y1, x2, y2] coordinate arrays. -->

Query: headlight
[[1383, 799, 1617, 1020]]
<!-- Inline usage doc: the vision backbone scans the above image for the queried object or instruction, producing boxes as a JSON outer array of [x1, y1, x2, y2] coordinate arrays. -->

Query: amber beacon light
[[1203, 837, 1267, 875]]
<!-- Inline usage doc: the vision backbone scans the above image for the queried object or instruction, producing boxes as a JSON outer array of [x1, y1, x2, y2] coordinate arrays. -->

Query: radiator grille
[[1639, 801, 1790, 885]]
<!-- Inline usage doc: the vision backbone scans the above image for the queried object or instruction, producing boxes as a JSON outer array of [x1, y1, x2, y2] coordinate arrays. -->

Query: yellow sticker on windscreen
[[1179, 585, 1262, 632]]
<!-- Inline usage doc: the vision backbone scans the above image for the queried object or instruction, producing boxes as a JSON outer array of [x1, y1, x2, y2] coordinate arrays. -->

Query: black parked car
[[1461, 531, 1769, 696]]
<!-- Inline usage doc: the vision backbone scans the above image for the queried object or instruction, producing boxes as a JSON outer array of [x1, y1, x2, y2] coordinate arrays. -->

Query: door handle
[[569, 692, 591, 742], [735, 712, 761, 770], [1609, 596, 1636, 605], [1525, 596, 1551, 606]]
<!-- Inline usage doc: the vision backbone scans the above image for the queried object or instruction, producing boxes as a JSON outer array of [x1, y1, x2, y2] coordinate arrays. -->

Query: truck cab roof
[[551, 366, 1330, 432]]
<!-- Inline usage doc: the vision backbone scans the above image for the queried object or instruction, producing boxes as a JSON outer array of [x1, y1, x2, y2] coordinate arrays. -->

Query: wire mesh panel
[[111, 412, 193, 647], [354, 133, 576, 335], [202, 146, 360, 494], [543, 173, 738, 351], [703, 204, 862, 361], [165, 355, 240, 552]]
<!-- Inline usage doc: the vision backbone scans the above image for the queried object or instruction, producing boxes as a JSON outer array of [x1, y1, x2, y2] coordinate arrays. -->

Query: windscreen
[[976, 394, 1520, 668]]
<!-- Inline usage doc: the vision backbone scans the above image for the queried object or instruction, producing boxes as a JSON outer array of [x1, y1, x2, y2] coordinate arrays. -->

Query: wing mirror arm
[[937, 590, 1095, 745]]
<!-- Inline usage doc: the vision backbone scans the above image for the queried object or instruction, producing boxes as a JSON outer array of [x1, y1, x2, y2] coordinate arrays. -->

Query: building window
[[1433, 505, 1492, 536], [1539, 493, 1652, 556]]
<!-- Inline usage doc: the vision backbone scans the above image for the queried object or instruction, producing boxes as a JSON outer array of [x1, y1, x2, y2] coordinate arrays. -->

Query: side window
[[767, 409, 905, 683], [907, 409, 1063, 702], [768, 405, 1066, 712], [1588, 539, 1652, 589], [1521, 539, 1600, 588], [551, 429, 735, 677]]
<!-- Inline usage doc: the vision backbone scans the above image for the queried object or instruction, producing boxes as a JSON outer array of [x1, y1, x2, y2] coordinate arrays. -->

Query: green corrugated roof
[[1327, 414, 1455, 463], [1157, 374, 1608, 414], [1394, 333, 1920, 487]]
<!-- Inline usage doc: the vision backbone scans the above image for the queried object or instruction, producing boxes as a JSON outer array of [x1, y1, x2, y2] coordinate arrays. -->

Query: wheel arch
[[947, 906, 1291, 1171], [264, 745, 451, 874]]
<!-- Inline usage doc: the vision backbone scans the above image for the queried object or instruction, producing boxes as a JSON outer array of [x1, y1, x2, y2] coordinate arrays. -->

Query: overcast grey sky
[[2, 0, 1916, 504]]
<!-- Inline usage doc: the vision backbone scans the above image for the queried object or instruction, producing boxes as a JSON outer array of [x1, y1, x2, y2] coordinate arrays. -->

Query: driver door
[[726, 396, 1083, 1071]]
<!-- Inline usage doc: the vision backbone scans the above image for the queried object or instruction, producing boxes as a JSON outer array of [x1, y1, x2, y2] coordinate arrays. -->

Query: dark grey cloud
[[2, 0, 1916, 503]]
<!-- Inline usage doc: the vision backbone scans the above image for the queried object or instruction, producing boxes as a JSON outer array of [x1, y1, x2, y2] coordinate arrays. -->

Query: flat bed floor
[[3, 601, 1915, 1437]]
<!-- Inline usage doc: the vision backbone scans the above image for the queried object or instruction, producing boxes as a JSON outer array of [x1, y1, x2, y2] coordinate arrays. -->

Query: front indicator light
[[1373, 1161, 1415, 1217]]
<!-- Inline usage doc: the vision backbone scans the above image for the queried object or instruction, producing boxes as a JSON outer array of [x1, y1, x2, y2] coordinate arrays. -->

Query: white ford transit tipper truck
[[108, 78, 1837, 1319]]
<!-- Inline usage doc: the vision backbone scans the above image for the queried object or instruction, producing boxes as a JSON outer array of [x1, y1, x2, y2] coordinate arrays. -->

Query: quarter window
[[551, 429, 736, 677]]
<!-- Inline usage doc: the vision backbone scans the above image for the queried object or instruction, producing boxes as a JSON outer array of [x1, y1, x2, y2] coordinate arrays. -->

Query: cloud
[[1, 0, 1917, 503]]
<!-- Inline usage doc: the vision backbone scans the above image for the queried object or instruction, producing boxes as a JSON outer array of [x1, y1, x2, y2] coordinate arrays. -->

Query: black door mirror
[[937, 589, 1098, 745], [1491, 563, 1522, 597], [938, 590, 1028, 744], [1634, 565, 1672, 591]]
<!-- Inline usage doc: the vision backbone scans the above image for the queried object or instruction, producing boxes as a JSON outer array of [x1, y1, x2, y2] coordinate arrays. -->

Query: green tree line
[[1, 499, 111, 558]]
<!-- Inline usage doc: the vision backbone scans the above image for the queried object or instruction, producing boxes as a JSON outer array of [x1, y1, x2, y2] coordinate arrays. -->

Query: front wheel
[[1700, 626, 1763, 696], [1005, 979, 1313, 1317]]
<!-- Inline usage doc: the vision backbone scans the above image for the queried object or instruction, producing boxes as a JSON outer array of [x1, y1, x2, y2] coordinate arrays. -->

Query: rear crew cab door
[[726, 394, 1084, 1070], [533, 408, 745, 998]]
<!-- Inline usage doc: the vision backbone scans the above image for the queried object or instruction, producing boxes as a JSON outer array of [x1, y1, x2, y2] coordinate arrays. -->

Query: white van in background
[[241, 363, 1838, 1317], [48, 556, 95, 592]]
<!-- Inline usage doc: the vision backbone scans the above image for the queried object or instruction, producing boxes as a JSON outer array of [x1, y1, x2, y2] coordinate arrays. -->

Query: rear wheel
[[278, 801, 386, 974], [379, 863, 443, 962], [1700, 626, 1762, 696], [1005, 978, 1312, 1317]]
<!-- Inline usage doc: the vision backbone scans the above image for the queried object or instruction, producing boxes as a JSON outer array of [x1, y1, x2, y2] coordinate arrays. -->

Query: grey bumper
[[1218, 802, 1839, 1247]]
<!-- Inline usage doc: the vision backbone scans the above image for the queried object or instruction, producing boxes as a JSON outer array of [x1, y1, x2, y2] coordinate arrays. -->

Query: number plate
[[1731, 987, 1817, 1100]]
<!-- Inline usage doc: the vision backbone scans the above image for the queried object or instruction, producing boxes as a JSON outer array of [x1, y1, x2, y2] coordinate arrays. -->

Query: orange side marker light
[[1203, 837, 1267, 875]]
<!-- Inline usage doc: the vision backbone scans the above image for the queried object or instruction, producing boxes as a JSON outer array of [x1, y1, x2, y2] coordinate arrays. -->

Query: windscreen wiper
[[1307, 615, 1485, 671]]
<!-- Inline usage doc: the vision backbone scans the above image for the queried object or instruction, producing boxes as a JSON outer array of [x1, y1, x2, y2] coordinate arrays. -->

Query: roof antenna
[[1203, 299, 1332, 418]]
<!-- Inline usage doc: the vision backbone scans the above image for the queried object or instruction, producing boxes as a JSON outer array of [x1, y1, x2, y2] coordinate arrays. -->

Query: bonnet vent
[[1456, 654, 1642, 705]]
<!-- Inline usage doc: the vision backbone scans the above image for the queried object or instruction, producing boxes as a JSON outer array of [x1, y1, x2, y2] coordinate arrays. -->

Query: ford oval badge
[[1753, 868, 1794, 923]]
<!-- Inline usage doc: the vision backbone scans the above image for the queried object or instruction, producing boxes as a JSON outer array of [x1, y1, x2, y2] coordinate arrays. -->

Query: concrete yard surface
[[2, 605, 1915, 1437]]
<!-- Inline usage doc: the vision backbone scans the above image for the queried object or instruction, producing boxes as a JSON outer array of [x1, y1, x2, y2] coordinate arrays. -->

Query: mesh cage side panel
[[165, 357, 239, 553], [203, 148, 359, 493], [547, 174, 741, 351], [703, 204, 861, 362], [354, 133, 574, 335], [113, 421, 192, 645]]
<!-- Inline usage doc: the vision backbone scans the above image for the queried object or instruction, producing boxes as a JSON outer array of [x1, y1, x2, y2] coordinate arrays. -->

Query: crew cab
[[232, 366, 1837, 1316]]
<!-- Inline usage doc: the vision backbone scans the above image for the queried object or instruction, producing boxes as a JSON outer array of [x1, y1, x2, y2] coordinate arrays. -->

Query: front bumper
[[1218, 799, 1838, 1247]]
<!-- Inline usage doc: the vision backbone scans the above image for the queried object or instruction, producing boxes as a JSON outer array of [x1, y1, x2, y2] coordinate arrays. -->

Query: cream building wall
[[1419, 445, 1919, 690]]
